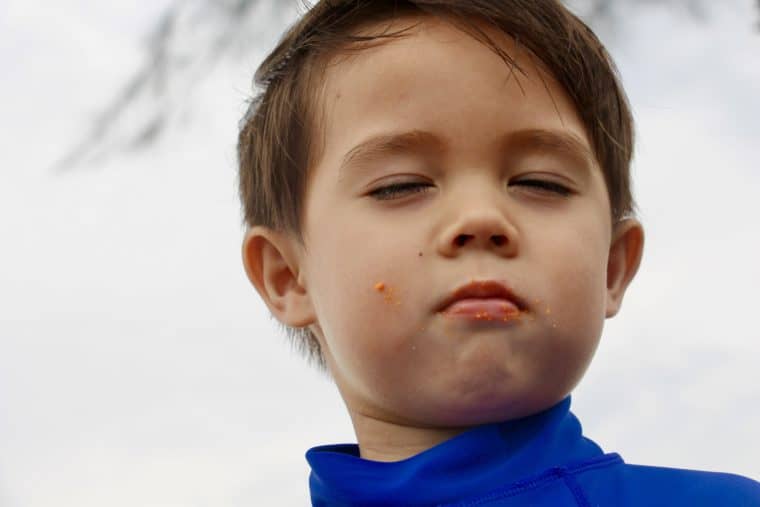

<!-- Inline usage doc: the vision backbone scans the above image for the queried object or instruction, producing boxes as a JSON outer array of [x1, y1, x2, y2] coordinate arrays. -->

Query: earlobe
[[241, 227, 316, 327], [605, 218, 645, 318]]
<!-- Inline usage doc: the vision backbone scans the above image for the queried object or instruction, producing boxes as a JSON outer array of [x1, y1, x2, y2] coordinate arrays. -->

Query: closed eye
[[368, 179, 572, 201], [511, 179, 572, 196], [368, 182, 432, 200]]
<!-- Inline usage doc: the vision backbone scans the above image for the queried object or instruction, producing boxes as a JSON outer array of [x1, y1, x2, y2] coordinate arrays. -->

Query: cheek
[[302, 181, 428, 388], [543, 227, 609, 326], [307, 228, 419, 364], [315, 263, 424, 401], [534, 234, 607, 389]]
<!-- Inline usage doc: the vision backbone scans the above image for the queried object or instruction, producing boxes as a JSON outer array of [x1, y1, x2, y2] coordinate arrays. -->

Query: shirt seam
[[437, 453, 623, 507], [562, 472, 591, 507]]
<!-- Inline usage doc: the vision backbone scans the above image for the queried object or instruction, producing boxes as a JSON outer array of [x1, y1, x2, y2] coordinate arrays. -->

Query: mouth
[[436, 279, 528, 321]]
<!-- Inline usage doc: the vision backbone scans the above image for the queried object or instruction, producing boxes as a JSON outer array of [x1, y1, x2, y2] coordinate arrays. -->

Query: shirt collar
[[306, 395, 607, 505]]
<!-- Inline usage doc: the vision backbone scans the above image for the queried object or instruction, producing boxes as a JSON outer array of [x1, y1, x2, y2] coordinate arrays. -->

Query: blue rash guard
[[306, 396, 760, 506]]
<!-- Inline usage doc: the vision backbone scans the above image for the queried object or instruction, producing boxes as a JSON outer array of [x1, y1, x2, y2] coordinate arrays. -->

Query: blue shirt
[[306, 396, 760, 506]]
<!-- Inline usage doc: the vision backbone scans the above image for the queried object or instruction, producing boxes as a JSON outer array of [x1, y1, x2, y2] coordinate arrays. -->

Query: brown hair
[[237, 0, 637, 371]]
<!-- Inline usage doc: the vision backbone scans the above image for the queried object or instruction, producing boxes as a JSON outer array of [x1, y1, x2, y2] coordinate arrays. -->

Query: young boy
[[238, 1, 760, 505]]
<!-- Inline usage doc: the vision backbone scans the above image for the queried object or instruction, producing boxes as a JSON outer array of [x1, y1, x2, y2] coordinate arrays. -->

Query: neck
[[348, 408, 471, 462]]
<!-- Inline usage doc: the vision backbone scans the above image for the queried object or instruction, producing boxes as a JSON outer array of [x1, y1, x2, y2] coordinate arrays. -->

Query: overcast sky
[[1, 1, 759, 506]]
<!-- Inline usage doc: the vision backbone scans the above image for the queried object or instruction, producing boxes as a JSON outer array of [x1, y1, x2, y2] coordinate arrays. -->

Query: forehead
[[311, 14, 592, 178]]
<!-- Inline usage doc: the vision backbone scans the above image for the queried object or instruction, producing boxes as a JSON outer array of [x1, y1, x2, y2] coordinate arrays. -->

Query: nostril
[[455, 234, 471, 246], [492, 235, 506, 246]]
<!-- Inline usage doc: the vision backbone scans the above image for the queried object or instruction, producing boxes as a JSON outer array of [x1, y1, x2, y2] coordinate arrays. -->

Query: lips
[[436, 279, 527, 314]]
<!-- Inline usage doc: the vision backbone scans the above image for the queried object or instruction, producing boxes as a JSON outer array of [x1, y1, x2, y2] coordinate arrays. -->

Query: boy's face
[[248, 16, 642, 428]]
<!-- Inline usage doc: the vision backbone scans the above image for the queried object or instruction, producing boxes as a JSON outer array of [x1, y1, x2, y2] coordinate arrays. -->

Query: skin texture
[[242, 15, 644, 462]]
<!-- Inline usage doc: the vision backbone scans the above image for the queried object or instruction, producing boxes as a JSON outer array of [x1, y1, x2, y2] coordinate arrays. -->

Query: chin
[[416, 393, 521, 427], [428, 385, 569, 426]]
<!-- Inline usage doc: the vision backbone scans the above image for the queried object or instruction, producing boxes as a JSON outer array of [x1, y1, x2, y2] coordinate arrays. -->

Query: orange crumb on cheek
[[373, 281, 401, 306]]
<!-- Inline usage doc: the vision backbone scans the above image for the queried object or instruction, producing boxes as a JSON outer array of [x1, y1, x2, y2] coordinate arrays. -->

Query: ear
[[241, 226, 317, 328], [605, 218, 645, 318]]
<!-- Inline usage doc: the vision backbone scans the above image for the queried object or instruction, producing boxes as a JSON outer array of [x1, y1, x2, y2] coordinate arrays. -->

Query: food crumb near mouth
[[373, 282, 400, 306], [375, 282, 401, 306]]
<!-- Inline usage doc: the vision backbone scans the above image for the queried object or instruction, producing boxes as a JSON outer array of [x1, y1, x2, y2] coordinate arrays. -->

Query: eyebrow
[[338, 128, 595, 179], [507, 128, 595, 168], [339, 130, 445, 179]]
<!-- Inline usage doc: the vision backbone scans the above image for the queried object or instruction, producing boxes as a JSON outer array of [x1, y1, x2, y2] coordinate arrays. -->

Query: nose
[[436, 205, 519, 258]]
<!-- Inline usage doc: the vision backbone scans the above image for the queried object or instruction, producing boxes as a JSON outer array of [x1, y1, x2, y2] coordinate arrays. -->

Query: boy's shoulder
[[577, 459, 760, 507]]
